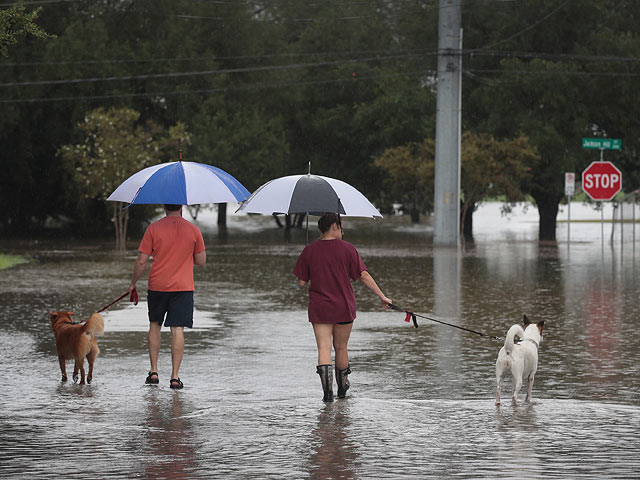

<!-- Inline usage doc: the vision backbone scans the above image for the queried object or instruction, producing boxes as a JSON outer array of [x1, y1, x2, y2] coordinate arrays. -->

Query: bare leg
[[333, 323, 353, 370], [170, 326, 184, 379], [148, 322, 162, 374], [312, 323, 334, 365]]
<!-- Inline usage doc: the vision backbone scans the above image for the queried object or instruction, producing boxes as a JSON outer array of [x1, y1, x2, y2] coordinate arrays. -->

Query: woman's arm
[[360, 270, 392, 308]]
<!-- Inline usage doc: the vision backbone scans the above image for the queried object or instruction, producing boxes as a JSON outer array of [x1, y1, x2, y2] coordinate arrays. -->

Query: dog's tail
[[504, 324, 524, 354], [82, 312, 105, 337]]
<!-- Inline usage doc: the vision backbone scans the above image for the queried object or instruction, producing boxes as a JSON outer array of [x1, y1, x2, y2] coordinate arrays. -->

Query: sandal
[[145, 372, 159, 385], [169, 378, 183, 390]]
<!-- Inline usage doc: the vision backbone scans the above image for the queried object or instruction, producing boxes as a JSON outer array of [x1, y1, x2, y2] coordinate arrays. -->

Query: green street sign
[[582, 138, 622, 150]]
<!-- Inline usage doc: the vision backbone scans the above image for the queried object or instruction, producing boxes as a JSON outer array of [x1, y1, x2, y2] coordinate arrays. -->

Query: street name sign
[[582, 161, 622, 201], [582, 138, 622, 150]]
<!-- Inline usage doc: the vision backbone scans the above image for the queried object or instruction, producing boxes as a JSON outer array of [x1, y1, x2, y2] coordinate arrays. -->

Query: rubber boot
[[336, 364, 351, 399], [316, 364, 334, 402]]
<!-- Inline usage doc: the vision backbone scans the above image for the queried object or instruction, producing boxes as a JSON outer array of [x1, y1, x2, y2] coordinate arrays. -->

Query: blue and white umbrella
[[107, 161, 250, 205]]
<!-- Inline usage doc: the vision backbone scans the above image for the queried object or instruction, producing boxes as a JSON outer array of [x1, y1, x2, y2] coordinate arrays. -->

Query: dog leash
[[97, 288, 139, 313], [388, 303, 503, 341]]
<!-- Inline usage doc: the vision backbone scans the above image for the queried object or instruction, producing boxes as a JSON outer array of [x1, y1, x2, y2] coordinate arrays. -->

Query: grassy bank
[[0, 254, 29, 270]]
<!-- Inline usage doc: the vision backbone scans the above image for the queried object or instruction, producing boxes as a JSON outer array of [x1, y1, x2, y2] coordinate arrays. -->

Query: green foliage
[[190, 100, 290, 192], [58, 107, 188, 248], [3, 0, 640, 242], [460, 132, 539, 236], [0, 254, 29, 270], [375, 132, 537, 230], [374, 139, 435, 222], [59, 107, 188, 204], [0, 6, 52, 56]]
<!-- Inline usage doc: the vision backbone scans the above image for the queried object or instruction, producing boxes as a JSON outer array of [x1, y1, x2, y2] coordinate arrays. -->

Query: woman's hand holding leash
[[387, 303, 418, 328]]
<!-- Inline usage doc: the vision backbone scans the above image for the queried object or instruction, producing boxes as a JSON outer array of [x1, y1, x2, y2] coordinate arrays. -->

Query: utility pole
[[433, 0, 462, 247]]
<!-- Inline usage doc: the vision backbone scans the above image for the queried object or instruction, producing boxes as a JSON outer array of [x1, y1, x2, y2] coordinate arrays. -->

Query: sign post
[[581, 138, 622, 252], [565, 172, 575, 248]]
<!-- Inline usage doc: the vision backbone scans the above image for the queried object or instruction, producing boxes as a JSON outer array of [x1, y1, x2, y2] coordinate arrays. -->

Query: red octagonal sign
[[582, 161, 622, 201]]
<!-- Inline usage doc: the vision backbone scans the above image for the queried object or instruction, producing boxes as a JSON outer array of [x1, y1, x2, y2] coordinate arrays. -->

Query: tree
[[59, 107, 188, 250], [0, 5, 51, 56], [460, 0, 640, 240], [269, 0, 437, 201], [374, 139, 435, 222], [460, 132, 539, 239], [190, 99, 290, 226]]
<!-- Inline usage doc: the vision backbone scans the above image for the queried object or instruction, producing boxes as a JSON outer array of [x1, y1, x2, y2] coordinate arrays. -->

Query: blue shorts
[[147, 290, 194, 328]]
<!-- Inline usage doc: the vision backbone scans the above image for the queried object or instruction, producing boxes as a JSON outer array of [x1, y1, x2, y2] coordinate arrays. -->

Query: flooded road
[[1, 203, 639, 478]]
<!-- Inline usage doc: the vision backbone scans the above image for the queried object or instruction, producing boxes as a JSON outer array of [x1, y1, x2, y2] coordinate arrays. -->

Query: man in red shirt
[[128, 204, 206, 389], [293, 212, 392, 401]]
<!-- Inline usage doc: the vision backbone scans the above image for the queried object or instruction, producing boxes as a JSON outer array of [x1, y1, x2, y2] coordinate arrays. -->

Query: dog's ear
[[537, 320, 545, 332], [523, 314, 531, 326]]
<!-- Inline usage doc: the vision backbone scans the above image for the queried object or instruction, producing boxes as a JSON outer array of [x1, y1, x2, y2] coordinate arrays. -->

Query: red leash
[[97, 288, 138, 313]]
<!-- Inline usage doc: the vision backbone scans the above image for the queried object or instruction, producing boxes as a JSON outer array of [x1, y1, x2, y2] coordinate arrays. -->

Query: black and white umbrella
[[236, 174, 382, 218]]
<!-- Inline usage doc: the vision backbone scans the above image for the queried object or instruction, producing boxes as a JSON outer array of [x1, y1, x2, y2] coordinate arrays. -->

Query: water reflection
[[433, 247, 462, 387], [307, 403, 357, 480], [584, 283, 622, 386], [142, 390, 197, 480]]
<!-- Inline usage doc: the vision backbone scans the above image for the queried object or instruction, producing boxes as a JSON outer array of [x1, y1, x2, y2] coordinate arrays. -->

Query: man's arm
[[129, 252, 150, 293], [194, 250, 206, 266]]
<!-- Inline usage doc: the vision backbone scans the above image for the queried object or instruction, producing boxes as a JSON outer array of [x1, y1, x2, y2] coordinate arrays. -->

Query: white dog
[[495, 315, 545, 405]]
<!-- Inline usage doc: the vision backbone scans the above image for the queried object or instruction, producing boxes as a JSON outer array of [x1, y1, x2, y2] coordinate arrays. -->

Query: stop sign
[[582, 161, 622, 201]]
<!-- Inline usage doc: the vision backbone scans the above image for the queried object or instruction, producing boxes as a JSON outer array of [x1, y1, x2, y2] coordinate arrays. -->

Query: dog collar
[[524, 338, 539, 350]]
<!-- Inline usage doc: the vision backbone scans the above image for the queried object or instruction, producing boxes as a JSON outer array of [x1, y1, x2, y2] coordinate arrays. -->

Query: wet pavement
[[0, 203, 639, 479]]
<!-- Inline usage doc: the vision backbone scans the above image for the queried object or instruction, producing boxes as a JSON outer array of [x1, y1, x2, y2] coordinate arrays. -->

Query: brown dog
[[49, 311, 104, 384]]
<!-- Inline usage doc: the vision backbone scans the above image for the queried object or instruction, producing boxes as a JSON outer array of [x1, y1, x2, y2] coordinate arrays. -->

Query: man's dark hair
[[164, 204, 182, 211], [318, 212, 341, 233]]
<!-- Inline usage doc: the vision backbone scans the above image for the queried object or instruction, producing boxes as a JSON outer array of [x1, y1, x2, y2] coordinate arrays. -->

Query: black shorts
[[147, 290, 194, 328]]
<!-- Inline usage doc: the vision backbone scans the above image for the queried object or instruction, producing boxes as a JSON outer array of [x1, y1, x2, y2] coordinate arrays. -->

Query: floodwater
[[1, 202, 639, 479]]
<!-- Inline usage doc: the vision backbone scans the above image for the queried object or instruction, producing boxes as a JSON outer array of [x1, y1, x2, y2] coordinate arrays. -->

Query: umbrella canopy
[[237, 174, 382, 218], [107, 161, 250, 205]]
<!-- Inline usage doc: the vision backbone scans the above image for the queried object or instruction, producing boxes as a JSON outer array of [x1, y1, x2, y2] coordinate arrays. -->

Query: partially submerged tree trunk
[[113, 202, 129, 251], [533, 194, 560, 241], [217, 203, 227, 227], [460, 202, 475, 240]]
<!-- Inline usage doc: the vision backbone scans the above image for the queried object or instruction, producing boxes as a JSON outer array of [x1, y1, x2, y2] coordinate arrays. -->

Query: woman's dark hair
[[318, 212, 341, 233], [164, 204, 182, 211]]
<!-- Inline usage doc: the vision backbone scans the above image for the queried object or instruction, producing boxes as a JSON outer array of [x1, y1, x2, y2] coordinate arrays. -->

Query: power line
[[0, 52, 430, 88], [0, 68, 434, 104], [468, 68, 640, 77], [465, 49, 640, 64], [0, 48, 438, 67]]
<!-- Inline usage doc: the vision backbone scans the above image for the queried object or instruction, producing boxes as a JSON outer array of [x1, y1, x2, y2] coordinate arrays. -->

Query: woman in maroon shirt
[[293, 213, 392, 402]]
